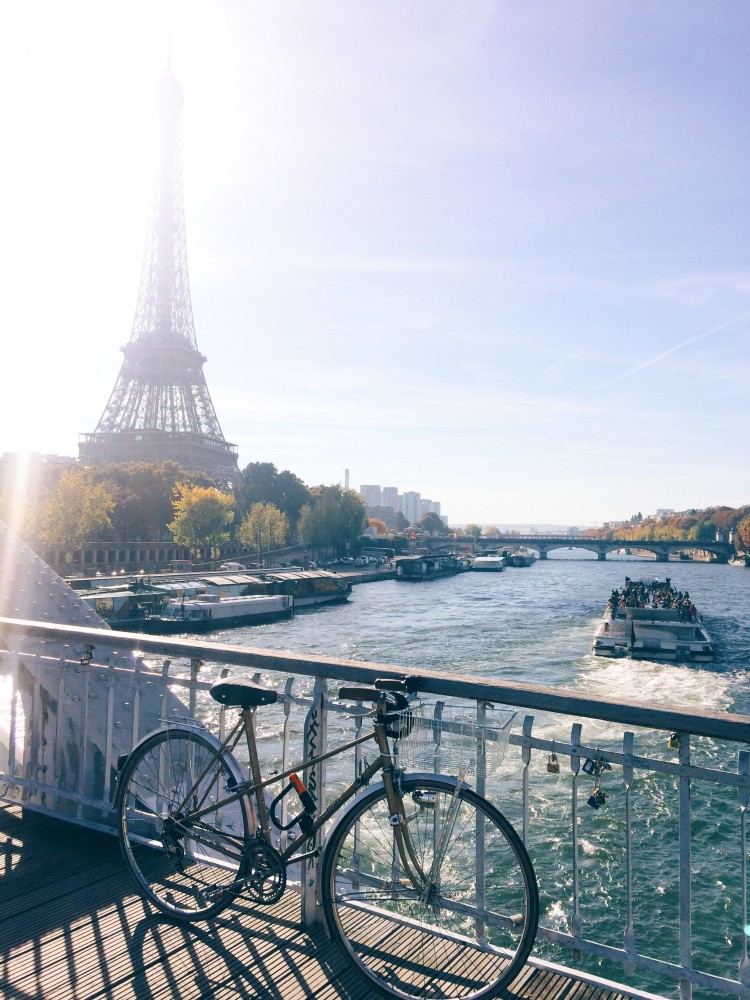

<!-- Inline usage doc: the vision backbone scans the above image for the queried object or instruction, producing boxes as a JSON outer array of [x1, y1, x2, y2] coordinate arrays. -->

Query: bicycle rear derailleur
[[243, 838, 286, 905]]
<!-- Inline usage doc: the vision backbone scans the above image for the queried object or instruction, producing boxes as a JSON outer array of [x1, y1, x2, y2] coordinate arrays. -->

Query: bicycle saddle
[[210, 677, 278, 708]]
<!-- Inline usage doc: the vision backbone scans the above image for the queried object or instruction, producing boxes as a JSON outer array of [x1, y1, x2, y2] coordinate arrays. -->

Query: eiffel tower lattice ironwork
[[79, 68, 238, 481]]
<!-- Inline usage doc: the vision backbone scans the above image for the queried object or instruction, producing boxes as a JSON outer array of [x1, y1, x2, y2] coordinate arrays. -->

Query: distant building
[[358, 482, 445, 525], [402, 491, 421, 524], [381, 487, 401, 512], [359, 485, 382, 508]]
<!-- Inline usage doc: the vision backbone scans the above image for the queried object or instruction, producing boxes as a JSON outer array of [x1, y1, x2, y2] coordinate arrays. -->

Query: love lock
[[546, 752, 560, 774], [587, 787, 607, 809]]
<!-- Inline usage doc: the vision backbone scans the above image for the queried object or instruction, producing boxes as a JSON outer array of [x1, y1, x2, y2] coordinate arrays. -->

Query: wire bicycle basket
[[394, 704, 516, 778]]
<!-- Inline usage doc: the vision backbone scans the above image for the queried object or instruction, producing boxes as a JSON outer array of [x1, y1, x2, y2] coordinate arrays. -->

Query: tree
[[736, 515, 750, 553], [235, 462, 309, 530], [393, 511, 409, 533], [368, 518, 388, 535], [483, 525, 501, 538], [38, 468, 116, 560], [96, 461, 212, 542], [298, 485, 368, 557], [0, 456, 62, 541], [168, 485, 235, 558], [417, 512, 449, 535], [464, 523, 482, 539], [686, 521, 716, 544], [238, 503, 290, 565]]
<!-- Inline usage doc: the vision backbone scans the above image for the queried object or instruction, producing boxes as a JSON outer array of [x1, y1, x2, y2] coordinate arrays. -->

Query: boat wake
[[577, 655, 732, 715]]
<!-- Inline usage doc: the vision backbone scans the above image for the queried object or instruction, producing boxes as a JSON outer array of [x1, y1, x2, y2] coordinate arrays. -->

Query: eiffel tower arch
[[79, 68, 239, 482]]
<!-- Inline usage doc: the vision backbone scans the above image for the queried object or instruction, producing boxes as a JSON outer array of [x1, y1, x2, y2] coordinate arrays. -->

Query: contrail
[[596, 308, 750, 390]]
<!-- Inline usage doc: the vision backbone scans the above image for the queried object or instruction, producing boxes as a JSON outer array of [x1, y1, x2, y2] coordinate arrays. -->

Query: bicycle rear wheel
[[117, 727, 252, 920], [321, 776, 538, 1000]]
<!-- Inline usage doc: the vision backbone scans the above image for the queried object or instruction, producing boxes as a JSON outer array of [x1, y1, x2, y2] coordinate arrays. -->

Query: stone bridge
[[423, 534, 734, 563]]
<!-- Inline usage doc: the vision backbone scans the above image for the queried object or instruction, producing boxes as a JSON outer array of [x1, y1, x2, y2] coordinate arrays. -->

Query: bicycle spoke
[[118, 728, 251, 920], [323, 777, 538, 1000]]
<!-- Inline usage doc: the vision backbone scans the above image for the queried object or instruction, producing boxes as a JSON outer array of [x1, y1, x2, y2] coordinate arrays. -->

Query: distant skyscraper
[[381, 487, 401, 512], [78, 67, 238, 480], [402, 491, 421, 524], [345, 468, 350, 489], [359, 485, 382, 508]]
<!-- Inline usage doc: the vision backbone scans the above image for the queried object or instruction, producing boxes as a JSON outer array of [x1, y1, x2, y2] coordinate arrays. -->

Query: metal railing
[[1, 617, 749, 1000]]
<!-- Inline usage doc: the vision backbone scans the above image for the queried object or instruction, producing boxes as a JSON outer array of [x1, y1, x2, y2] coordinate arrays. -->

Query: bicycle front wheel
[[321, 776, 538, 1000], [117, 727, 252, 920]]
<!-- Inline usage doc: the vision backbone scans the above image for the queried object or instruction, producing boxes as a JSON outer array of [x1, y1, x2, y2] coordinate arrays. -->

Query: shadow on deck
[[1, 803, 637, 999]]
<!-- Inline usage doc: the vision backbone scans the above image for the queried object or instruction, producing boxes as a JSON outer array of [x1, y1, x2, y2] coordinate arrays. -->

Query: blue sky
[[1, 2, 748, 525]]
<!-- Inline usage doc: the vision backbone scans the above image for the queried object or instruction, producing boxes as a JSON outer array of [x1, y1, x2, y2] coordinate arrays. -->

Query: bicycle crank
[[243, 839, 286, 904]]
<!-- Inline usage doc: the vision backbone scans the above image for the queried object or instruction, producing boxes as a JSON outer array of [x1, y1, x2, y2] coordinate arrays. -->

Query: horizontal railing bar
[[4, 617, 750, 743], [509, 732, 750, 787], [0, 773, 117, 812], [11, 650, 372, 718], [539, 927, 749, 996]]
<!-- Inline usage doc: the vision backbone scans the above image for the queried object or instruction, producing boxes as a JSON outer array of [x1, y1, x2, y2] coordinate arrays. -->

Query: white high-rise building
[[402, 491, 421, 524], [382, 487, 401, 512], [359, 485, 382, 508]]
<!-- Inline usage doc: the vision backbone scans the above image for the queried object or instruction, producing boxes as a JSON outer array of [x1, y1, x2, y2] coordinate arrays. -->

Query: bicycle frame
[[165, 696, 433, 889]]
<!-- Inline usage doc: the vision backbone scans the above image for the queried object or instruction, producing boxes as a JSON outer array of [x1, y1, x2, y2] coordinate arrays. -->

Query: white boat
[[145, 593, 293, 633], [471, 555, 506, 572], [729, 555, 749, 567], [592, 580, 713, 662]]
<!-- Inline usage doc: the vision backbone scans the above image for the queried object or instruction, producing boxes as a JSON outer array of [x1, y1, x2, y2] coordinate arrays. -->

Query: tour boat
[[592, 580, 713, 663], [144, 593, 293, 633]]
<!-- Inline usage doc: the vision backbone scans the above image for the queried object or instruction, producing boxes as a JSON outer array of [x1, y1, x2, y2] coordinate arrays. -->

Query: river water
[[201, 555, 750, 997]]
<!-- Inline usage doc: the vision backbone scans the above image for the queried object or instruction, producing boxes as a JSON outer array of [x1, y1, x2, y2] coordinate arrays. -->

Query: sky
[[0, 1, 748, 526]]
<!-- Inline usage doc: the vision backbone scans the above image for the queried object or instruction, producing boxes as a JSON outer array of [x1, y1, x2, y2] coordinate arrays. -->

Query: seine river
[[205, 555, 750, 998]]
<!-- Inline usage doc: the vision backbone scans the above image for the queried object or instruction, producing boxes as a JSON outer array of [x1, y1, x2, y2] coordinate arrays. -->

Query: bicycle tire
[[321, 775, 538, 1000], [117, 727, 252, 920]]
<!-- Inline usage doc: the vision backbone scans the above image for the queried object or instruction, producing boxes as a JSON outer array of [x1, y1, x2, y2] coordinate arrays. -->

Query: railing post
[[521, 715, 533, 844], [623, 731, 635, 968], [279, 677, 295, 853], [188, 657, 201, 718], [570, 722, 583, 955], [678, 734, 692, 1000], [301, 674, 327, 928], [739, 750, 750, 988]]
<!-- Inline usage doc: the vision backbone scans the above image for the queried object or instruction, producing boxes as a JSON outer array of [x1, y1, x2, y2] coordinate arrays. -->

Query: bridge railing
[[1, 617, 749, 1000]]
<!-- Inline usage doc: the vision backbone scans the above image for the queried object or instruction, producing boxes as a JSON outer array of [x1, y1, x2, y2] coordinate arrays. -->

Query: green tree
[[96, 461, 212, 542], [736, 515, 750, 553], [464, 523, 482, 539], [417, 512, 449, 535], [39, 468, 116, 560], [168, 485, 235, 558], [393, 511, 409, 533], [237, 503, 290, 565], [686, 521, 717, 544], [235, 462, 309, 530], [298, 486, 367, 557]]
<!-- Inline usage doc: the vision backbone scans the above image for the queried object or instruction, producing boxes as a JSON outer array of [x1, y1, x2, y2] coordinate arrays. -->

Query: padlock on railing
[[587, 787, 607, 809]]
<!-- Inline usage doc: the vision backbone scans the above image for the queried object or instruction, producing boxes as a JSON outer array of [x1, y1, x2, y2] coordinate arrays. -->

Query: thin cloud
[[595, 308, 750, 391]]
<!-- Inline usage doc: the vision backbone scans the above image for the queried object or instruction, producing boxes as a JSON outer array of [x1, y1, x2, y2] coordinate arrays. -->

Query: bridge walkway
[[1, 803, 640, 1000]]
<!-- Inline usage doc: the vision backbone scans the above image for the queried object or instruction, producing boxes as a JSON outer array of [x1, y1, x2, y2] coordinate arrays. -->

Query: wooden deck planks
[[1, 803, 639, 1000]]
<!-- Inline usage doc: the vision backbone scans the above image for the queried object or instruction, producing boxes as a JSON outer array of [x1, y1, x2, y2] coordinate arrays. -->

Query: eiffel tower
[[79, 67, 238, 481]]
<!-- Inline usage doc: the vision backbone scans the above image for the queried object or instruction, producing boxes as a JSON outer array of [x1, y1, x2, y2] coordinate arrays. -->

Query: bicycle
[[116, 674, 539, 1000]]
